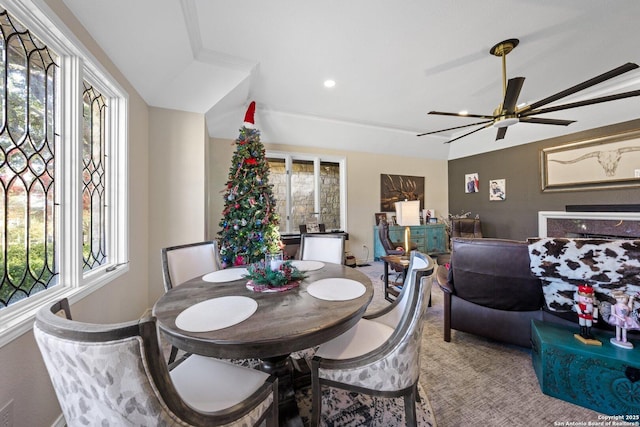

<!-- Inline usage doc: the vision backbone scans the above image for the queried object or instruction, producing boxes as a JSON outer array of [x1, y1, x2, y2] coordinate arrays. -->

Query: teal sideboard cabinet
[[531, 319, 640, 416], [373, 224, 446, 260]]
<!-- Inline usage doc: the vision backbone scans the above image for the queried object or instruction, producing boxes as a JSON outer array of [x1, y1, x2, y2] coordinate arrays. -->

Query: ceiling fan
[[418, 38, 640, 143]]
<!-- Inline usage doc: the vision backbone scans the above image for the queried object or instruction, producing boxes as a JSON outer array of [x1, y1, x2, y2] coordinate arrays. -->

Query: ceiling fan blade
[[520, 89, 640, 117], [523, 62, 639, 111], [519, 117, 575, 126], [495, 127, 508, 141], [502, 77, 525, 113], [416, 120, 493, 137], [428, 111, 495, 119], [444, 122, 494, 144]]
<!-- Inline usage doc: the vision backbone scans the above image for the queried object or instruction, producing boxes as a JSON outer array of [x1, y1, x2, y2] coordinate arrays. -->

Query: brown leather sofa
[[436, 237, 546, 348], [436, 237, 640, 348]]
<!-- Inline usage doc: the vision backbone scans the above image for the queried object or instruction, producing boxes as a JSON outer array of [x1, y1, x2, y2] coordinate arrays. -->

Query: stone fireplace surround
[[539, 206, 640, 239]]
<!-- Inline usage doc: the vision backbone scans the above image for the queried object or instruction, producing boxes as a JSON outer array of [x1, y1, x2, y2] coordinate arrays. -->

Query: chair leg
[[168, 345, 179, 364], [310, 360, 322, 427], [443, 292, 452, 342], [268, 380, 279, 427], [404, 383, 418, 427]]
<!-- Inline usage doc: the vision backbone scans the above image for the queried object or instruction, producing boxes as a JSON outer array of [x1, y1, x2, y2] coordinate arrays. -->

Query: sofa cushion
[[450, 238, 544, 311], [528, 238, 640, 315]]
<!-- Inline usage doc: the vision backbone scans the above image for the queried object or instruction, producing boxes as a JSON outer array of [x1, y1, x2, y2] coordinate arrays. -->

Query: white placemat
[[202, 268, 248, 283], [307, 278, 366, 301], [175, 296, 258, 332], [291, 260, 325, 271]]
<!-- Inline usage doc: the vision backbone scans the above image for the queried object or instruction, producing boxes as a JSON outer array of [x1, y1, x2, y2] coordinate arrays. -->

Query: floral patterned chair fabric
[[34, 298, 278, 427], [310, 251, 435, 426]]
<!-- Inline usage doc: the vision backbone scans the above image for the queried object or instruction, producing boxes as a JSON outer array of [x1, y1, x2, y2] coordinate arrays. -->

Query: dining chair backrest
[[310, 251, 434, 426], [33, 298, 278, 427], [381, 264, 433, 388], [373, 250, 434, 329], [161, 240, 220, 291], [300, 233, 345, 265]]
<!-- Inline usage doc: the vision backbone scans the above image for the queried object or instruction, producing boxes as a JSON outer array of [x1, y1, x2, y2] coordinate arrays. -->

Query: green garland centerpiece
[[244, 261, 307, 292]]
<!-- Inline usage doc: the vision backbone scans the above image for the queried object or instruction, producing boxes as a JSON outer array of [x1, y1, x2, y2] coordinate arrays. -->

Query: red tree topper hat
[[243, 101, 256, 128]]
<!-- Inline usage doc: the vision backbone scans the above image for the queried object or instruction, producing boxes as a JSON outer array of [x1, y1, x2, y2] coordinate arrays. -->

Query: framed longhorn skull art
[[380, 174, 425, 212], [541, 129, 640, 192]]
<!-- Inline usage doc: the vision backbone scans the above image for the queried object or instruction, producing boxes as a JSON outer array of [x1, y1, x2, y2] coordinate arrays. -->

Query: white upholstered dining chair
[[310, 251, 434, 426], [161, 240, 221, 292], [161, 240, 221, 363], [300, 233, 346, 265], [34, 298, 278, 427]]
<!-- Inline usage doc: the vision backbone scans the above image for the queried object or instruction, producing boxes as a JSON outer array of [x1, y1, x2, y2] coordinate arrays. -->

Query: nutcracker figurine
[[574, 284, 600, 345]]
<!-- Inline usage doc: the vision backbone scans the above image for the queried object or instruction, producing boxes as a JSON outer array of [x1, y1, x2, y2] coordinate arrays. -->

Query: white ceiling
[[62, 0, 640, 160]]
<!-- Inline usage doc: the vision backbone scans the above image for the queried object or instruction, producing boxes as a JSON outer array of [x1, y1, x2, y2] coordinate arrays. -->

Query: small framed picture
[[465, 173, 479, 193], [391, 216, 397, 226], [429, 217, 438, 224], [374, 213, 387, 225], [489, 179, 506, 201]]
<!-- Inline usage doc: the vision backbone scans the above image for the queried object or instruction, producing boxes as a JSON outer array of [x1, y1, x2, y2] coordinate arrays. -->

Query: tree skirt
[[295, 383, 437, 427]]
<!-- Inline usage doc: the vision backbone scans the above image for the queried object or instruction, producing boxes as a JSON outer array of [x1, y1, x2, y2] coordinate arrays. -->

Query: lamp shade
[[394, 200, 421, 226]]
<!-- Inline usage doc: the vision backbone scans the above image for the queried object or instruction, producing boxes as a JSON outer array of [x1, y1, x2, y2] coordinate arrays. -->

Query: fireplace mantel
[[538, 211, 640, 239]]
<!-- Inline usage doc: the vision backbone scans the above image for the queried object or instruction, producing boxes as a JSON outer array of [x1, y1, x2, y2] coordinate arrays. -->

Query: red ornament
[[245, 157, 258, 166]]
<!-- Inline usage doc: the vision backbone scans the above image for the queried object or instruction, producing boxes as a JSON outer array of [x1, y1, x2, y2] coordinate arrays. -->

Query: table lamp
[[394, 200, 421, 255]]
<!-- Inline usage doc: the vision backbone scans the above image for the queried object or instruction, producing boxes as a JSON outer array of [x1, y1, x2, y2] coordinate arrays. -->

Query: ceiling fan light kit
[[418, 38, 640, 143]]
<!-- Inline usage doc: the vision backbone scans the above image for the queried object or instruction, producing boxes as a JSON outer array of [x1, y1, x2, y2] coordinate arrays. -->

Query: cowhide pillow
[[528, 238, 640, 314]]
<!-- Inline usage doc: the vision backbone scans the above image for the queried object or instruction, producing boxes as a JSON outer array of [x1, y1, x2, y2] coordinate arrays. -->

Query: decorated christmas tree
[[218, 102, 281, 267]]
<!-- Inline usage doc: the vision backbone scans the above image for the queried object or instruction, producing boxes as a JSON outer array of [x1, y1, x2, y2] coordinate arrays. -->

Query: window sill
[[0, 266, 129, 348]]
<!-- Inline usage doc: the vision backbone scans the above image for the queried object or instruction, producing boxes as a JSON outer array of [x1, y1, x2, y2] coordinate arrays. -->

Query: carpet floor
[[356, 261, 604, 427]]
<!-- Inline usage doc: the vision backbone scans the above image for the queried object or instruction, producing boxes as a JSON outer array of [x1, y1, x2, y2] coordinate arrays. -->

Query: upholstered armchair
[[450, 218, 483, 239], [436, 238, 545, 348], [310, 251, 435, 426], [34, 298, 279, 427]]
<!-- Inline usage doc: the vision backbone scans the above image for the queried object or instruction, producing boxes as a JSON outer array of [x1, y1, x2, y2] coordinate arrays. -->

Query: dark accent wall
[[448, 119, 640, 241]]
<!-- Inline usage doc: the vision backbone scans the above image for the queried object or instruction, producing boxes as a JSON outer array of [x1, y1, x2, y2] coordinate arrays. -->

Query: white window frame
[[266, 151, 347, 234], [0, 0, 129, 347]]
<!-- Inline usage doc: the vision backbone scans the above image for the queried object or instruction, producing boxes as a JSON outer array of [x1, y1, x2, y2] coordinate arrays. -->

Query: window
[[0, 2, 128, 345], [267, 152, 346, 234], [82, 82, 107, 271]]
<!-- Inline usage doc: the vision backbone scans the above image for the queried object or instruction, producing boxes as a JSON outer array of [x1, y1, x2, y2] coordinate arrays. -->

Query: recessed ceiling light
[[458, 110, 469, 116], [324, 79, 336, 88]]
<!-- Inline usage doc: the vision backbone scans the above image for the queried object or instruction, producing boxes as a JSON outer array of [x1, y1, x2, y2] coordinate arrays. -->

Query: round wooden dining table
[[152, 261, 373, 426]]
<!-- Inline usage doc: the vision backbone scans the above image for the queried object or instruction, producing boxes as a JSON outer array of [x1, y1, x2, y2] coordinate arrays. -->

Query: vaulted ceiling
[[62, 0, 640, 160]]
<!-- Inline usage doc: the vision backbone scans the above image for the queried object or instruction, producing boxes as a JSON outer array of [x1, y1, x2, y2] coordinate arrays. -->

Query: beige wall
[[0, 1, 151, 426], [148, 107, 208, 304], [208, 139, 449, 262]]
